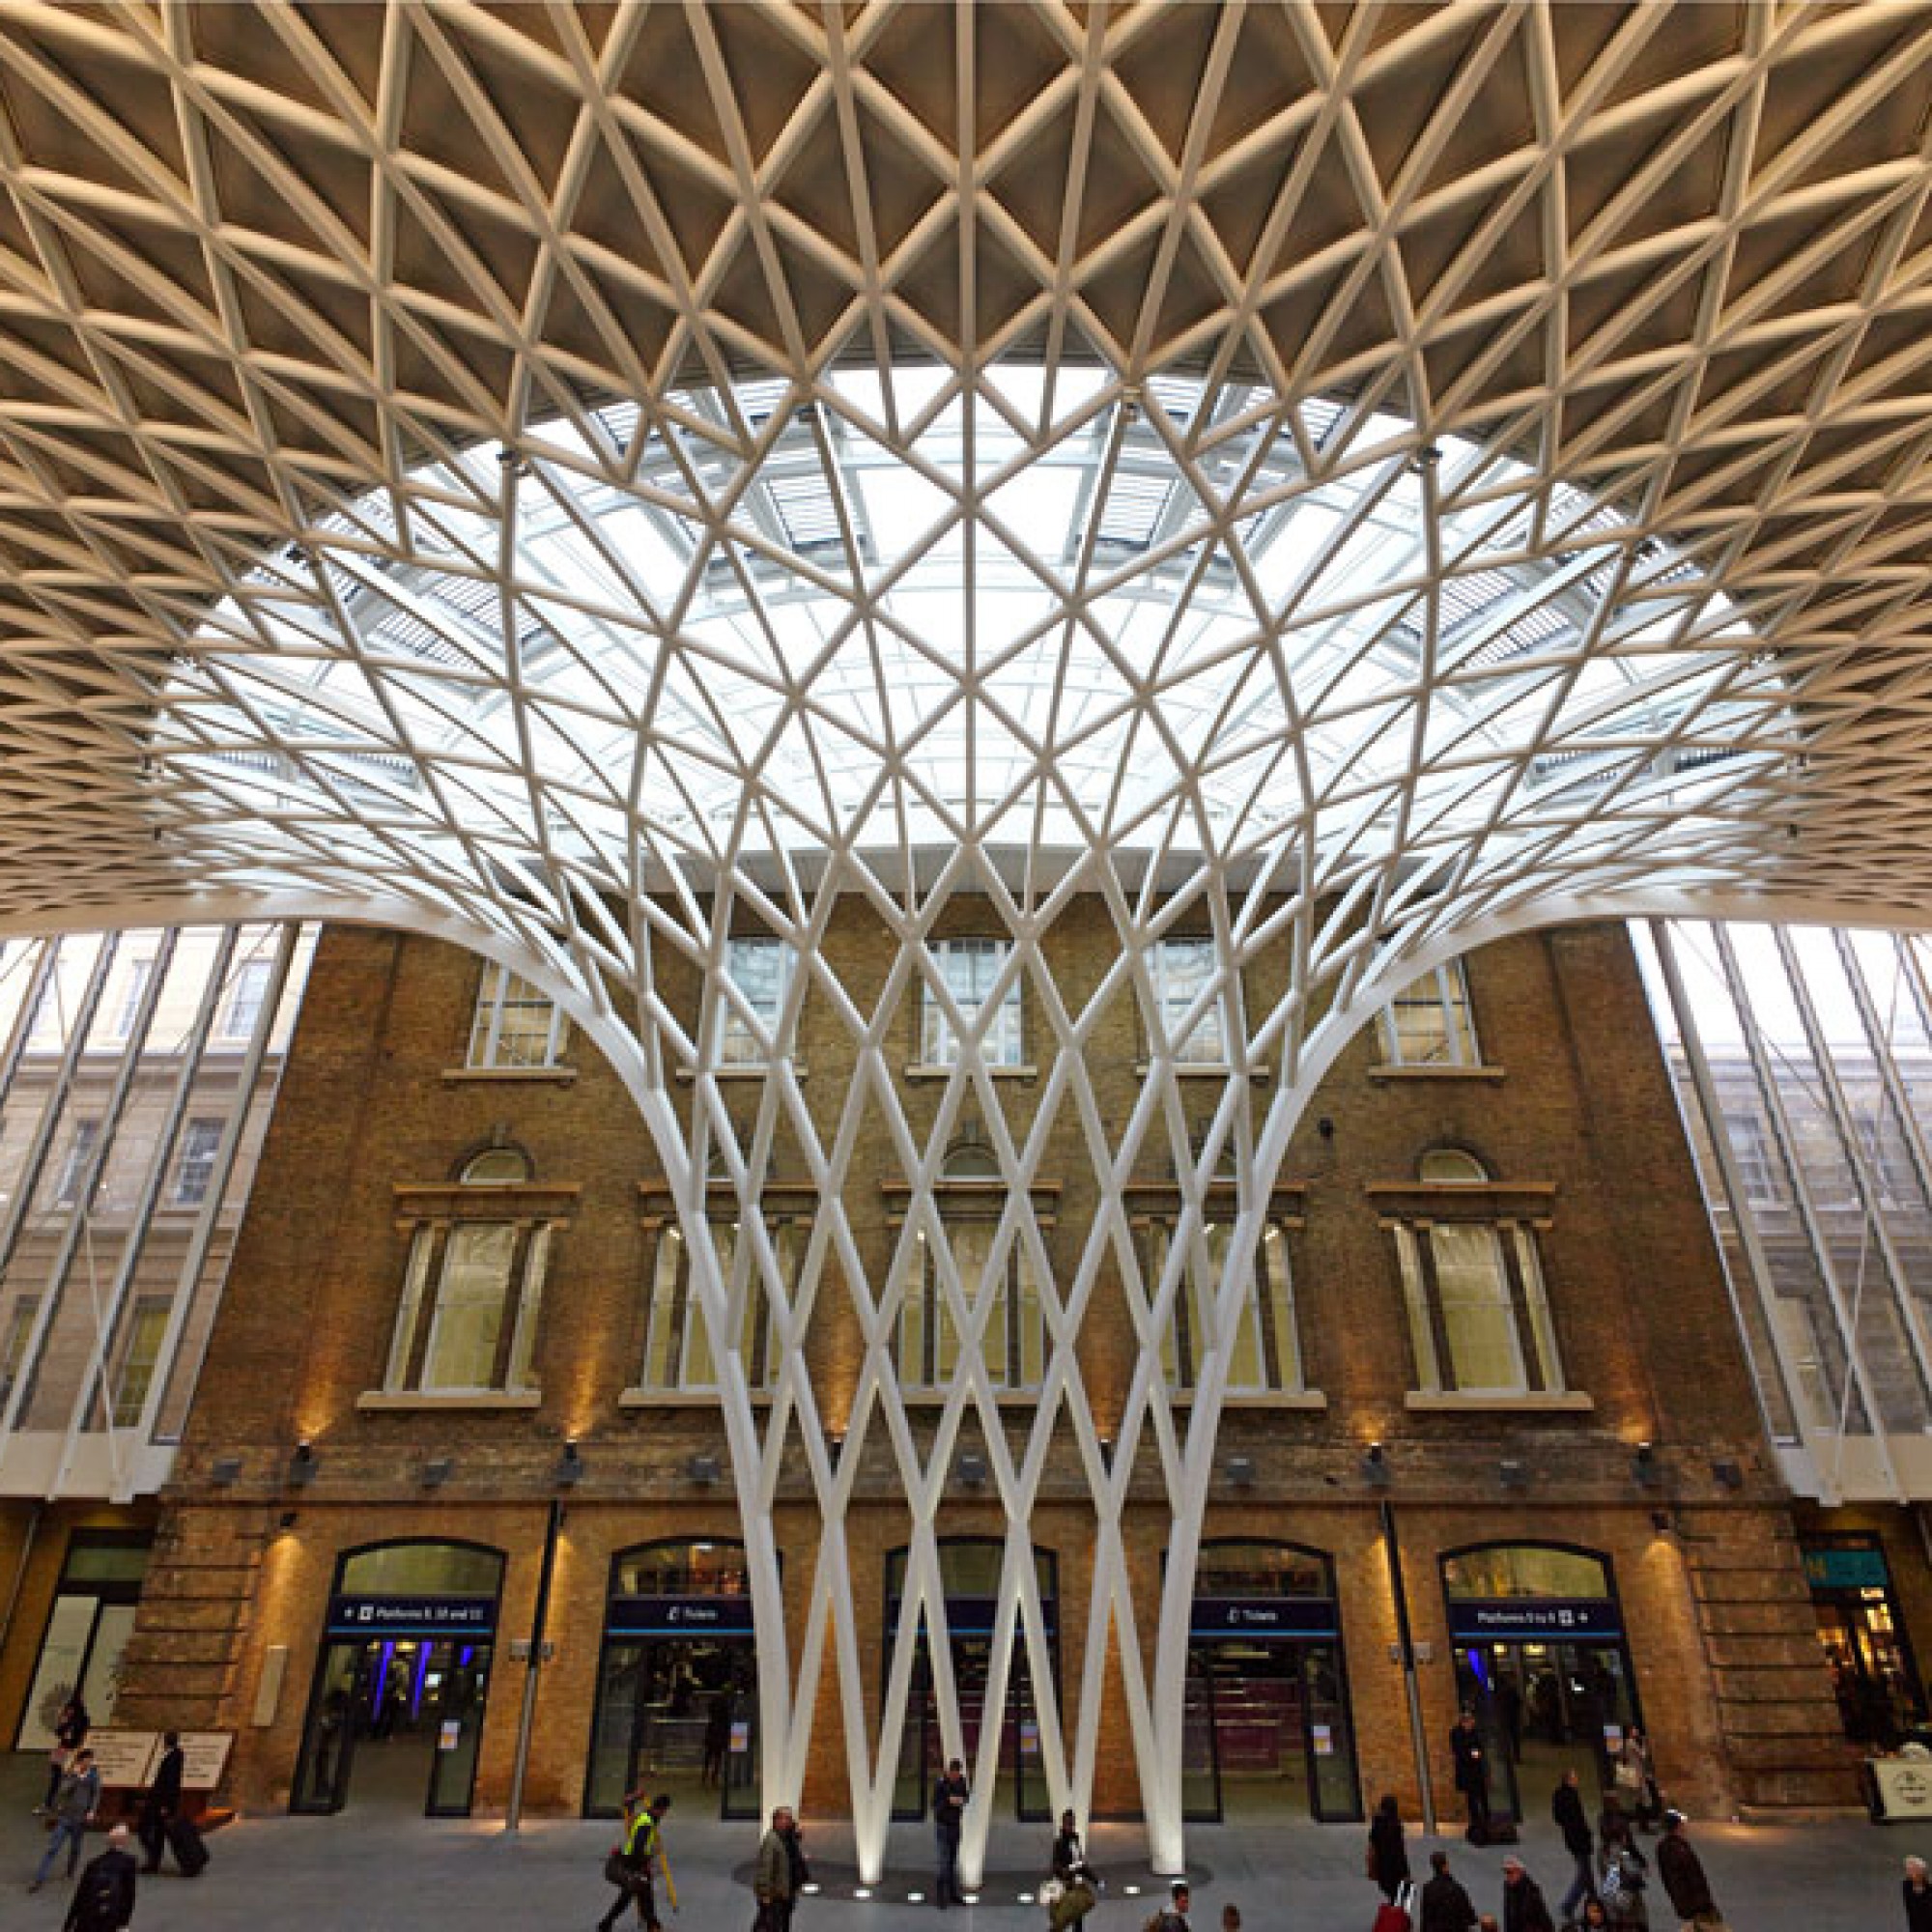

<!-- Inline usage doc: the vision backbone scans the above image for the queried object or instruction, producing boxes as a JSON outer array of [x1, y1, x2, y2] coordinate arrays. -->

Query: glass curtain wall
[[1634, 920, 1932, 1493], [0, 923, 314, 1479]]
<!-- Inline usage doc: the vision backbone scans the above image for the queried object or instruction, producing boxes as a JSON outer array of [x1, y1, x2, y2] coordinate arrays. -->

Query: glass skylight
[[158, 362, 1779, 876]]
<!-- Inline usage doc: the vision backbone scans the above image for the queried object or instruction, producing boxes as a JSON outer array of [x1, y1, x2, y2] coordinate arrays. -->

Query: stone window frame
[[1377, 958, 1483, 1069], [1123, 1179, 1318, 1405], [466, 960, 570, 1071], [1369, 1150, 1589, 1412], [627, 1179, 814, 1404], [363, 1149, 577, 1409], [882, 1163, 1059, 1398]]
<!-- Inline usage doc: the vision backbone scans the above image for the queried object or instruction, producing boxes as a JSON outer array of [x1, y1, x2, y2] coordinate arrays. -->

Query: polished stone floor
[[5, 1752, 1924, 1930]]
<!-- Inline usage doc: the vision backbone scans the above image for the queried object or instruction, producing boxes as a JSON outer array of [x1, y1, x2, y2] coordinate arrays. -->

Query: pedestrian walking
[[596, 1789, 670, 1932], [1907, 1855, 1932, 1932], [1368, 1791, 1411, 1903], [1044, 1808, 1096, 1928], [1421, 1850, 1479, 1932], [138, 1730, 185, 1874], [1552, 1767, 1597, 1922], [1598, 1792, 1634, 1868], [754, 1805, 796, 1932], [1599, 1837, 1650, 1928], [1452, 1708, 1492, 1842], [40, 1697, 90, 1813], [60, 1821, 135, 1932], [1150, 1879, 1190, 1929], [1501, 1854, 1556, 1932], [1220, 1908, 1240, 1932], [1655, 1812, 1724, 1931], [931, 1756, 969, 1910], [1617, 1729, 1661, 1832], [30, 1747, 99, 1892], [782, 1808, 810, 1920]]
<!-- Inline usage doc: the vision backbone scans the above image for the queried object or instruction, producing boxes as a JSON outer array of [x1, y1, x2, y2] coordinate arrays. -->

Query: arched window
[[378, 1145, 567, 1400], [1384, 1148, 1567, 1400]]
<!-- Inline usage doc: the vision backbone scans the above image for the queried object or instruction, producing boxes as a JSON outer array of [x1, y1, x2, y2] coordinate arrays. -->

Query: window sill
[[617, 1387, 773, 1409], [355, 1389, 543, 1411], [1203, 1390, 1328, 1409], [440, 1065, 577, 1085], [904, 1064, 1037, 1081], [1133, 1062, 1272, 1081], [899, 1390, 1049, 1407], [1404, 1390, 1594, 1413], [674, 1066, 808, 1083], [1367, 1064, 1507, 1082]]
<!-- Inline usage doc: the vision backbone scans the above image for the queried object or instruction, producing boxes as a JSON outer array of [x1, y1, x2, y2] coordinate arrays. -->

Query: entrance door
[[289, 1539, 503, 1817], [1452, 1641, 1636, 1826], [1183, 1639, 1362, 1822], [587, 1636, 758, 1821], [885, 1541, 1059, 1823]]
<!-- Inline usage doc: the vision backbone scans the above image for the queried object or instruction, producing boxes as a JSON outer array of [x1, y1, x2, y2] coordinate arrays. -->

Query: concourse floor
[[3, 1751, 1922, 1930]]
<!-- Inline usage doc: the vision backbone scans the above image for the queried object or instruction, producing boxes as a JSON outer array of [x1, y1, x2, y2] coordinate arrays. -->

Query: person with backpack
[[61, 1822, 135, 1932], [597, 1790, 671, 1932], [931, 1757, 969, 1910], [31, 1746, 99, 1891], [39, 1697, 90, 1814]]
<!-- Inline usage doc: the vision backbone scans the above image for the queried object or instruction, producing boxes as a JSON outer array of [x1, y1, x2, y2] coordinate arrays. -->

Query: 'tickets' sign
[[1447, 1597, 1622, 1642], [325, 1594, 497, 1638], [1188, 1597, 1339, 1639], [606, 1596, 755, 1636]]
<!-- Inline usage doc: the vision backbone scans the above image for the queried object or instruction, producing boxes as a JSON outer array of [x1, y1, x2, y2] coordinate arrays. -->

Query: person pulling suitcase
[[139, 1731, 185, 1874]]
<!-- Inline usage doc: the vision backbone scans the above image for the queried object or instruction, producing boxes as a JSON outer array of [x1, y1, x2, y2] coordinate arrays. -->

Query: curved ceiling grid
[[0, 3, 1922, 944]]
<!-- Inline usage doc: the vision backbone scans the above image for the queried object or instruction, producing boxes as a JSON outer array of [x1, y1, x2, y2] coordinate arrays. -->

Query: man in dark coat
[[1551, 1767, 1597, 1921], [931, 1757, 969, 1910], [1500, 1855, 1556, 1932], [139, 1729, 186, 1874], [62, 1822, 137, 1932], [1450, 1708, 1492, 1841], [1420, 1849, 1478, 1932], [1656, 1810, 1720, 1927]]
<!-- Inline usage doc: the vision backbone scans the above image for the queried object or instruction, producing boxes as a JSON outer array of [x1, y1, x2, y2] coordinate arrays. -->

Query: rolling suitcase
[[167, 1813, 210, 1877]]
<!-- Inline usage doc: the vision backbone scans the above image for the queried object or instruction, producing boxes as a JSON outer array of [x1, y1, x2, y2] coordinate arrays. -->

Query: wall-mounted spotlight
[[210, 1456, 242, 1487], [1631, 1440, 1660, 1488], [1711, 1457, 1744, 1492], [555, 1438, 586, 1486], [1362, 1441, 1390, 1488], [956, 1451, 988, 1489], [1225, 1455, 1257, 1488], [422, 1457, 454, 1490], [288, 1440, 318, 1488], [1650, 1508, 1677, 1540], [1498, 1459, 1527, 1492], [684, 1452, 720, 1486]]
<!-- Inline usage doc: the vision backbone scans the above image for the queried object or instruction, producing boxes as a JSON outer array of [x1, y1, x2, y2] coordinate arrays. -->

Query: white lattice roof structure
[[10, 0, 1932, 1872]]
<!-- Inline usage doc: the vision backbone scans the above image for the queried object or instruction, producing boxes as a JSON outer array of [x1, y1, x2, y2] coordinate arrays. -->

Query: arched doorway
[[1442, 1542, 1643, 1828], [585, 1538, 759, 1820], [1181, 1540, 1361, 1823], [290, 1540, 504, 1816], [886, 1539, 1058, 1822]]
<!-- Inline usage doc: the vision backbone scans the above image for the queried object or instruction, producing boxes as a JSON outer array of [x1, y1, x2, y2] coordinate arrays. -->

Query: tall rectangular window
[[1150, 938, 1228, 1065], [1394, 1215, 1563, 1397], [1381, 960, 1479, 1066], [639, 1221, 786, 1392], [173, 1118, 223, 1208], [923, 939, 1023, 1066], [1723, 1110, 1781, 1206], [51, 1119, 100, 1209], [719, 937, 793, 1067], [109, 1298, 171, 1428], [220, 957, 273, 1041], [1147, 1219, 1301, 1394], [113, 957, 154, 1041], [0, 1294, 40, 1407], [468, 963, 567, 1068], [895, 1222, 1044, 1391]]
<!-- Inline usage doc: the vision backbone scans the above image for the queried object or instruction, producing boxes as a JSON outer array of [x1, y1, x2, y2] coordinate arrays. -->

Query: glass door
[[291, 1642, 364, 1813], [1298, 1642, 1362, 1821], [424, 1640, 491, 1817], [1180, 1648, 1222, 1820]]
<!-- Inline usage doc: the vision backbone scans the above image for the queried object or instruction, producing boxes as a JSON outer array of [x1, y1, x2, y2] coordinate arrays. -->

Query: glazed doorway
[[586, 1539, 759, 1821], [1443, 1543, 1642, 1830], [290, 1541, 502, 1818]]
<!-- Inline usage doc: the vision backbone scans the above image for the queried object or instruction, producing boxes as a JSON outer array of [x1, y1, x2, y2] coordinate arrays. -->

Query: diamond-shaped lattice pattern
[[4, 0, 1932, 1868]]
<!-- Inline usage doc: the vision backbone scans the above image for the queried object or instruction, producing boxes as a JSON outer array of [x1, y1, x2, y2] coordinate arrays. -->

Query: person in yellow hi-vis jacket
[[598, 1790, 674, 1932]]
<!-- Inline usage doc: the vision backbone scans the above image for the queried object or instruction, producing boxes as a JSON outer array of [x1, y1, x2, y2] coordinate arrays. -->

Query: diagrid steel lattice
[[4, 0, 1932, 1871]]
